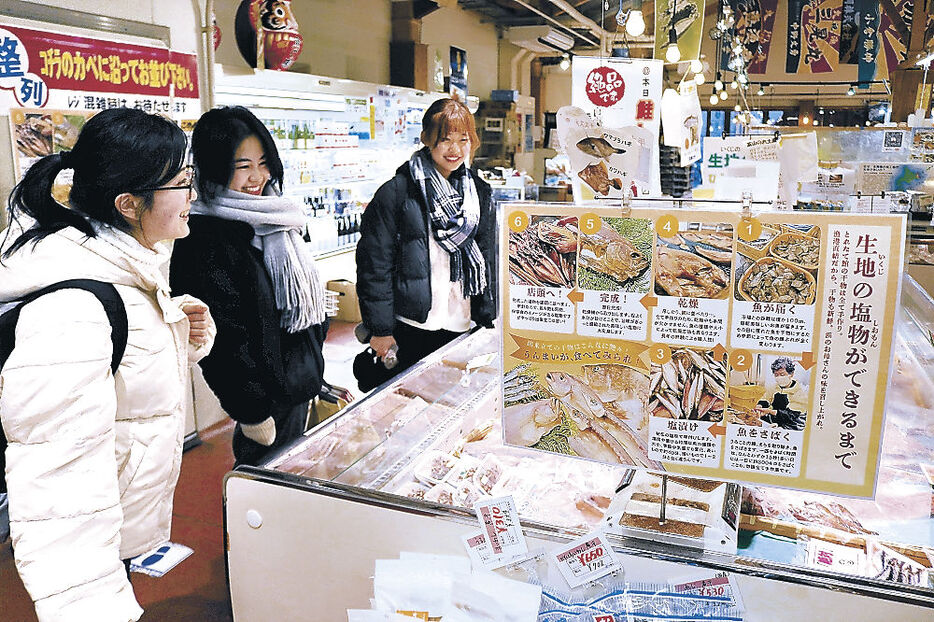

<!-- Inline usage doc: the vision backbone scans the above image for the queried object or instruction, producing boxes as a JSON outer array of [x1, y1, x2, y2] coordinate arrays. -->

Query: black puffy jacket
[[356, 161, 497, 337], [170, 215, 326, 425]]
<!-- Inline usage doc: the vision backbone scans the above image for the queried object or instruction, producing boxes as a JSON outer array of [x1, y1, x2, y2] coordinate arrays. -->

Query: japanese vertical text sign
[[0, 25, 199, 116], [571, 57, 663, 199], [501, 203, 905, 498]]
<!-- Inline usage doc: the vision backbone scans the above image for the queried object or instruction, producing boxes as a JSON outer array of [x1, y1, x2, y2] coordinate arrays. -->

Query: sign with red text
[[473, 496, 527, 560], [550, 530, 622, 588], [571, 57, 662, 198], [502, 202, 905, 498], [0, 25, 199, 116]]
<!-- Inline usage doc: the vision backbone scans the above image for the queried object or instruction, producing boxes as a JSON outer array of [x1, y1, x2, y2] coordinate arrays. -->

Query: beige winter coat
[[0, 223, 215, 622]]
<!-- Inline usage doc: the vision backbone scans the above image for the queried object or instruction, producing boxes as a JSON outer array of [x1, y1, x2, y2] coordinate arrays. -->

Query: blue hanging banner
[[856, 0, 879, 88], [839, 0, 859, 64]]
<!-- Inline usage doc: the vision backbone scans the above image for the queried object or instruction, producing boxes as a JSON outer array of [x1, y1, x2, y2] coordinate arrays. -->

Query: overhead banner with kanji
[[501, 203, 905, 497], [878, 0, 913, 79], [719, 0, 779, 75], [0, 25, 199, 117], [786, 0, 843, 74], [856, 0, 880, 86], [568, 57, 663, 199]]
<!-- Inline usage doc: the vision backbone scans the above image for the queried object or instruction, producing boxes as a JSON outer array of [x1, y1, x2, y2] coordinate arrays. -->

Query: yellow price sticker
[[655, 215, 679, 238], [649, 343, 672, 365], [730, 349, 753, 371], [738, 218, 762, 242], [579, 212, 601, 235], [509, 211, 530, 233]]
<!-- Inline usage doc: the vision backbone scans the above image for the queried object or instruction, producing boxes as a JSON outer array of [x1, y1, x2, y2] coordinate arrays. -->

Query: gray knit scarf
[[408, 147, 487, 297], [190, 184, 326, 332]]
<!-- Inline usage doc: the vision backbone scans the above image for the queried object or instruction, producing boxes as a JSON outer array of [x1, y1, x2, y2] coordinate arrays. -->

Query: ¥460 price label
[[550, 531, 621, 588]]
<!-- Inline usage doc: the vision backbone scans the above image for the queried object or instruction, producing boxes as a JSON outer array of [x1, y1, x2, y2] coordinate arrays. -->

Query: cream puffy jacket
[[0, 223, 215, 622]]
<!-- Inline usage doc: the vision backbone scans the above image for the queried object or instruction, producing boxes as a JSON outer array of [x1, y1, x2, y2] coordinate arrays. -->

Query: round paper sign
[[585, 66, 625, 107]]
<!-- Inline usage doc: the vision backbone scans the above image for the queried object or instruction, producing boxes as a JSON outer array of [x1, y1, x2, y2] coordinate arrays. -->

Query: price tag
[[805, 538, 864, 576], [474, 495, 527, 559], [461, 529, 529, 570], [550, 530, 621, 588]]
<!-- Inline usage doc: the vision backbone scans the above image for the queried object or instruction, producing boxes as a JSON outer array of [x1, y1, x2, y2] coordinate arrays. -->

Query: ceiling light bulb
[[846, 85, 855, 96], [802, 115, 810, 125], [730, 79, 738, 90], [666, 42, 681, 63], [812, 119, 819, 125], [719, 90, 728, 100], [734, 104, 742, 112], [626, 9, 646, 37], [694, 72, 706, 85], [559, 53, 570, 71], [690, 59, 703, 73], [709, 93, 719, 105], [757, 86, 765, 96], [738, 73, 748, 84], [714, 78, 724, 91], [665, 29, 681, 63]]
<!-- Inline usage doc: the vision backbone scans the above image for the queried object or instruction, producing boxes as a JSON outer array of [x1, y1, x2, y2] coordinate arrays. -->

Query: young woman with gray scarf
[[170, 106, 329, 467], [355, 98, 497, 389]]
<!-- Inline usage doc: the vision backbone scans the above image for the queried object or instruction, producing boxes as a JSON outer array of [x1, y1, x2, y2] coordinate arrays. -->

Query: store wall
[[211, 0, 393, 84], [422, 3, 500, 101], [541, 64, 572, 116]]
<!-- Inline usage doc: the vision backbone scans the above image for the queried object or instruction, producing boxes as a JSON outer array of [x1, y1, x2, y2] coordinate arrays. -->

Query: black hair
[[4, 108, 187, 258], [190, 106, 284, 201], [771, 357, 796, 374]]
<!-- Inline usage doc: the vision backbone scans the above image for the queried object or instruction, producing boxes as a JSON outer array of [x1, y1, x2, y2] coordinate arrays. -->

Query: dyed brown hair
[[421, 98, 480, 155]]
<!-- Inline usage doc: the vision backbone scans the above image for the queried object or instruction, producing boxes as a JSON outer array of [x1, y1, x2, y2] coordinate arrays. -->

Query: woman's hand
[[182, 302, 211, 345], [370, 335, 397, 358]]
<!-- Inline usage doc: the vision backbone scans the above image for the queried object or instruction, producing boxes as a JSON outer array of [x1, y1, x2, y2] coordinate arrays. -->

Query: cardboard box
[[326, 279, 362, 323], [491, 89, 519, 102]]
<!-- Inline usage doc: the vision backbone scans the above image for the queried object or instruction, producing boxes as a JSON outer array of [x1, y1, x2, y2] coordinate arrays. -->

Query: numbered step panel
[[500, 203, 906, 498]]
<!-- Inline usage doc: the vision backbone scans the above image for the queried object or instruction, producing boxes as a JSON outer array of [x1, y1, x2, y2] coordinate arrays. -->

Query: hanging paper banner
[[856, 0, 880, 87], [0, 24, 200, 116], [878, 0, 913, 79], [719, 1, 778, 75], [839, 0, 859, 64], [753, 0, 779, 74], [786, 0, 807, 73], [569, 57, 663, 199], [798, 0, 844, 74], [653, 0, 705, 63]]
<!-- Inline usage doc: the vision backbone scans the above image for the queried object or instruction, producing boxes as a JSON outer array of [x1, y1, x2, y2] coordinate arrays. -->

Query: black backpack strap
[[16, 279, 128, 373]]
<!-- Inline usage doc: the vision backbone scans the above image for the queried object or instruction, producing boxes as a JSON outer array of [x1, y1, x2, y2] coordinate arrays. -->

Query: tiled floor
[[1, 320, 365, 621]]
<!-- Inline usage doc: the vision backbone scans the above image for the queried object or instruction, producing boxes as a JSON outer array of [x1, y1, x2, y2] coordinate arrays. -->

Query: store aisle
[[0, 320, 364, 621]]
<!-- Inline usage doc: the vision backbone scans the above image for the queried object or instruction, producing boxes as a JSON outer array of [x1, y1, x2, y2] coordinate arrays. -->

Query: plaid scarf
[[408, 148, 488, 298]]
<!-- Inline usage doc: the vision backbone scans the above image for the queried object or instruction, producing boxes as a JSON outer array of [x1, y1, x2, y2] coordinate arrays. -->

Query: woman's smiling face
[[228, 134, 270, 195]]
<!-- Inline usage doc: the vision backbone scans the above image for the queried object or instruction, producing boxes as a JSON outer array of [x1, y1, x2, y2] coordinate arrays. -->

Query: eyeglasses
[[133, 166, 195, 201]]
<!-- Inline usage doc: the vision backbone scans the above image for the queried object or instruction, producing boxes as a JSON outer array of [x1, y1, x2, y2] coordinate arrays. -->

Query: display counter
[[225, 278, 934, 621]]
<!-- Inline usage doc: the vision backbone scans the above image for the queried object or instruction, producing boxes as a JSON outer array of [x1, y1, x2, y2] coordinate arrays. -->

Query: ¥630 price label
[[551, 531, 621, 588]]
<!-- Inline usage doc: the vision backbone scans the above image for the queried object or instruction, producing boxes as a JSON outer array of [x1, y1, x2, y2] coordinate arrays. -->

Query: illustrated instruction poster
[[501, 203, 905, 497]]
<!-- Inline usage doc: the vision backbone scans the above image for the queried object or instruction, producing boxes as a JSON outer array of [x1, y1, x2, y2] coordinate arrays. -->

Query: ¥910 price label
[[550, 531, 622, 588]]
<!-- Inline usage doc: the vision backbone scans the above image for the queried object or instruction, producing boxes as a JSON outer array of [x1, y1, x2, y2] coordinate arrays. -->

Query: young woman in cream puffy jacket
[[0, 108, 215, 622]]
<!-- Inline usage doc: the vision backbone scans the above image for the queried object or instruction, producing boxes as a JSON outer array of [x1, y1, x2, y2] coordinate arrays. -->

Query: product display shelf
[[225, 282, 934, 619]]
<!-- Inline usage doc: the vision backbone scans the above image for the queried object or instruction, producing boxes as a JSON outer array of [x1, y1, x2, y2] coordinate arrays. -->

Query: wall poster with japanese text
[[569, 57, 663, 199], [0, 24, 200, 116], [501, 203, 905, 498]]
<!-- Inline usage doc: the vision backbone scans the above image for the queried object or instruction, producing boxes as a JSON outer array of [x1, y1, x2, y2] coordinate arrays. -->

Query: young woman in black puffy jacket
[[355, 98, 497, 387]]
